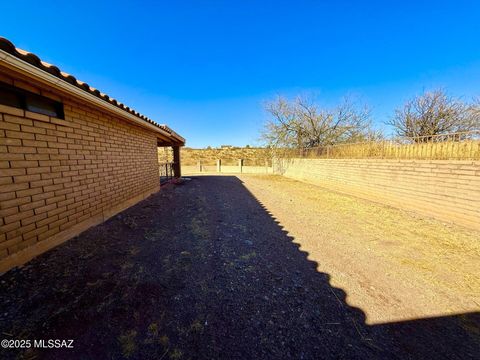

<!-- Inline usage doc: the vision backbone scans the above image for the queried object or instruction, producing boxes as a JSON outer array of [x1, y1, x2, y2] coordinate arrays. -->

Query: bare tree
[[470, 97, 480, 129], [262, 95, 375, 150], [389, 89, 479, 141]]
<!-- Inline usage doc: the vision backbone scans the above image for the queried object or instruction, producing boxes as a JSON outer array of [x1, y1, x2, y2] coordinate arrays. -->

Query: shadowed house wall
[[0, 69, 163, 272], [274, 158, 480, 230]]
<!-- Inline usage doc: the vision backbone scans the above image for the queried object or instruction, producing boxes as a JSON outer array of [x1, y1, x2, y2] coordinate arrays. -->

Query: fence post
[[172, 145, 181, 178], [238, 159, 243, 173], [216, 159, 221, 173], [197, 161, 202, 172]]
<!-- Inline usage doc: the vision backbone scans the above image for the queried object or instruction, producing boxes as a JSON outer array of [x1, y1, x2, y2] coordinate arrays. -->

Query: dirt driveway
[[0, 175, 479, 359]]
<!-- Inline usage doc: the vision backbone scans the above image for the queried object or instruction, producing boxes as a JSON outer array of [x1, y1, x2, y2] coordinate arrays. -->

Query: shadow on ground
[[0, 176, 478, 359]]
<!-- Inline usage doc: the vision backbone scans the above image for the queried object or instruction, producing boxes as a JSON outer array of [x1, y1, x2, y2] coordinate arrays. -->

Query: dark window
[[0, 87, 22, 108], [0, 81, 64, 119], [24, 95, 61, 117]]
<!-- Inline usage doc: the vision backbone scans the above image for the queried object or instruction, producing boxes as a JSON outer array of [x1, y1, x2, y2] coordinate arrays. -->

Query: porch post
[[173, 145, 181, 178]]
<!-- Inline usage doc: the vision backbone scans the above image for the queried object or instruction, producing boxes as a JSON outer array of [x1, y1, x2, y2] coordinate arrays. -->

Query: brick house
[[0, 37, 185, 272]]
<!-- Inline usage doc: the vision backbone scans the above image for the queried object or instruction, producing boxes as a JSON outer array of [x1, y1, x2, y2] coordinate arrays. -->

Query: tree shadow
[[0, 175, 478, 359]]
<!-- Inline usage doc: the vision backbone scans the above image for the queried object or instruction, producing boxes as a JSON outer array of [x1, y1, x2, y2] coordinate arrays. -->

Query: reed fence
[[294, 130, 480, 160]]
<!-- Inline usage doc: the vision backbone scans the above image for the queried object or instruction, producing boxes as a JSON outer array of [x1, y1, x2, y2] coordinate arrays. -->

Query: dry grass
[[300, 139, 480, 160], [159, 139, 480, 166], [241, 174, 480, 324], [175, 147, 271, 166]]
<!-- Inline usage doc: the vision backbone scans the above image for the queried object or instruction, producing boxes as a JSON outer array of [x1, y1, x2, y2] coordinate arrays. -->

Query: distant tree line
[[262, 89, 480, 149]]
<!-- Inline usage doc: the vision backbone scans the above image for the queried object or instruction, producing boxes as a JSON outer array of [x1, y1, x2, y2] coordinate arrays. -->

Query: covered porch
[[157, 128, 184, 183]]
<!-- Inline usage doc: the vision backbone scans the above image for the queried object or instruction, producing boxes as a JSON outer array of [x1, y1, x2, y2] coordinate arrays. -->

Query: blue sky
[[1, 1, 479, 147]]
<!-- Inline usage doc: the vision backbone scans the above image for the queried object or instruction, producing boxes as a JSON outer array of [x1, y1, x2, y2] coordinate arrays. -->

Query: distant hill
[[172, 147, 272, 166]]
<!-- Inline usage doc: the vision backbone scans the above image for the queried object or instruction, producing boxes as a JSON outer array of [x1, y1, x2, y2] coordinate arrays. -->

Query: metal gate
[[159, 162, 175, 184]]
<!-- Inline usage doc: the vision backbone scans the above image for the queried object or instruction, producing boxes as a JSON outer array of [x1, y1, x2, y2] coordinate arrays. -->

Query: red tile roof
[[0, 37, 184, 144]]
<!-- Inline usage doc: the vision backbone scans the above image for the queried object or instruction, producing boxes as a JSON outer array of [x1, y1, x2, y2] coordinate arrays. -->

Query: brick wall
[[181, 164, 273, 174], [0, 74, 160, 272], [274, 158, 480, 230]]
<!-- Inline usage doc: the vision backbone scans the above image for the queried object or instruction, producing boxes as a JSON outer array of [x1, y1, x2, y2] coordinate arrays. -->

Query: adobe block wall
[[274, 158, 480, 230], [0, 72, 160, 272], [181, 164, 273, 174]]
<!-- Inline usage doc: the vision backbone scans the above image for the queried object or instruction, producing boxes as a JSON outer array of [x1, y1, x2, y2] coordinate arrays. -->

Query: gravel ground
[[0, 175, 479, 360]]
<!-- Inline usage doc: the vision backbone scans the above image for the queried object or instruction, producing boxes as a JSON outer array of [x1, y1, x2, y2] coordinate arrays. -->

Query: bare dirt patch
[[0, 175, 478, 359], [241, 174, 480, 324]]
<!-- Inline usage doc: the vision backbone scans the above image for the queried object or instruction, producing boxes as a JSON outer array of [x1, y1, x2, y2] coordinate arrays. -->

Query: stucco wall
[[274, 158, 480, 230]]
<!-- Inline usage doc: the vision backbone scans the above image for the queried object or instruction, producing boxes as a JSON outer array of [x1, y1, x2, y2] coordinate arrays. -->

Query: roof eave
[[0, 47, 184, 145]]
